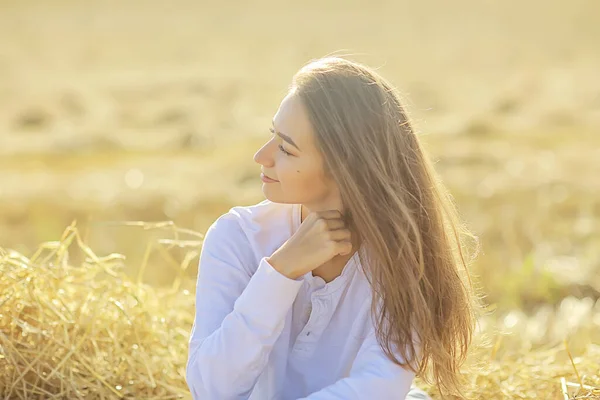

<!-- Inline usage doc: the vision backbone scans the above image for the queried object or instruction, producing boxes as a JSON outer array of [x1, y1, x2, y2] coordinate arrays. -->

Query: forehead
[[273, 93, 314, 149]]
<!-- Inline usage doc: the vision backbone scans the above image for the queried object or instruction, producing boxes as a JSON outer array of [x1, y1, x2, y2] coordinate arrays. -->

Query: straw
[[1, 222, 598, 399]]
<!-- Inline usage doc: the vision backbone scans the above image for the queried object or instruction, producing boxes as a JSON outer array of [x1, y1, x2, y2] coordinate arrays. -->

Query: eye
[[278, 144, 292, 156], [269, 128, 292, 156]]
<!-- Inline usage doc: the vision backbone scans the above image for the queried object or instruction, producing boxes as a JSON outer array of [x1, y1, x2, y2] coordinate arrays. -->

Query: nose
[[253, 138, 276, 166]]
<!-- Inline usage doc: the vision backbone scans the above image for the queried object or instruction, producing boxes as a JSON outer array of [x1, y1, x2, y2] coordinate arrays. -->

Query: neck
[[300, 204, 360, 283]]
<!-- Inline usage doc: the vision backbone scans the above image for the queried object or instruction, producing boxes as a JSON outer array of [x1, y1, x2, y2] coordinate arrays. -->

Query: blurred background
[[1, 0, 599, 351]]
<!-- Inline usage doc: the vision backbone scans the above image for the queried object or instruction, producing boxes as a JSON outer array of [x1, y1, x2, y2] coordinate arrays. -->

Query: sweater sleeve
[[296, 325, 421, 400], [185, 212, 304, 400]]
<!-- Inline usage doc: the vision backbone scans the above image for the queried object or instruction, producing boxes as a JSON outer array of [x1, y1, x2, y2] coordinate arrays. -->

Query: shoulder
[[209, 199, 293, 238], [203, 199, 296, 274], [227, 198, 295, 231]]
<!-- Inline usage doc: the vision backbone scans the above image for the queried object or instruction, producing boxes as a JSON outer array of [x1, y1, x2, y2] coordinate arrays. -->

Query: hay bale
[[0, 222, 196, 399]]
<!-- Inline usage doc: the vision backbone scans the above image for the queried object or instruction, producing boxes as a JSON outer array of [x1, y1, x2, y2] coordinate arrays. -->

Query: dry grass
[[1, 221, 599, 399], [0, 222, 199, 399]]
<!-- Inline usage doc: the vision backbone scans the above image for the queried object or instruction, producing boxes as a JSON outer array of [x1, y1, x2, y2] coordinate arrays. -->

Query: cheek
[[278, 166, 302, 187], [284, 165, 328, 193]]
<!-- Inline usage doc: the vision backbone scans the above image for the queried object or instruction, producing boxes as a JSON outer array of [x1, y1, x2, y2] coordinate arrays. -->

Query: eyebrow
[[271, 120, 301, 152]]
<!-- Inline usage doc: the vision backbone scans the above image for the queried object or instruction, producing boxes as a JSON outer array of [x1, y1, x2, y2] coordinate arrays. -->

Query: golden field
[[0, 0, 599, 398]]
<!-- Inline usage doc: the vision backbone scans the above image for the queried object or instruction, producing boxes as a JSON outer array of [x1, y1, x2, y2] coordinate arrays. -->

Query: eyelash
[[269, 128, 292, 156], [278, 144, 292, 156]]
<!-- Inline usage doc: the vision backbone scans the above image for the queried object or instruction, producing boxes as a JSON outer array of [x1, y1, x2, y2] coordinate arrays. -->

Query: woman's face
[[254, 92, 343, 213]]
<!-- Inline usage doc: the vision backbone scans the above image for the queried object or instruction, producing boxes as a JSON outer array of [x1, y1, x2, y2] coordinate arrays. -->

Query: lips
[[261, 173, 279, 182]]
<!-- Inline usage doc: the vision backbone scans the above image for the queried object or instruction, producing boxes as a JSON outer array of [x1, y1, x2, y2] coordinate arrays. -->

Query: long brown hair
[[290, 56, 488, 399]]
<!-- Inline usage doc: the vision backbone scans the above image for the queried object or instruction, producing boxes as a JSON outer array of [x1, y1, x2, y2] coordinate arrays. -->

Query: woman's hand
[[266, 209, 353, 280]]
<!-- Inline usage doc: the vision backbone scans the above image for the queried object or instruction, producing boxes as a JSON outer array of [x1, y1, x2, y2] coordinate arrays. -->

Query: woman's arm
[[297, 327, 422, 400], [186, 212, 304, 400]]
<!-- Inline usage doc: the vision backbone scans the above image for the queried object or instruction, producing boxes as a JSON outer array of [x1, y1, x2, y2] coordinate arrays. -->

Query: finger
[[325, 218, 346, 230], [317, 210, 344, 219], [329, 228, 351, 241], [336, 240, 353, 256]]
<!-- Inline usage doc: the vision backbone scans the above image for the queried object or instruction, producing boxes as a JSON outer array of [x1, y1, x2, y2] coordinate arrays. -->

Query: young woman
[[186, 56, 484, 399]]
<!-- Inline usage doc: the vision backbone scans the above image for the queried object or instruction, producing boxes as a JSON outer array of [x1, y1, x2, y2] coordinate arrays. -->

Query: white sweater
[[186, 199, 422, 400]]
